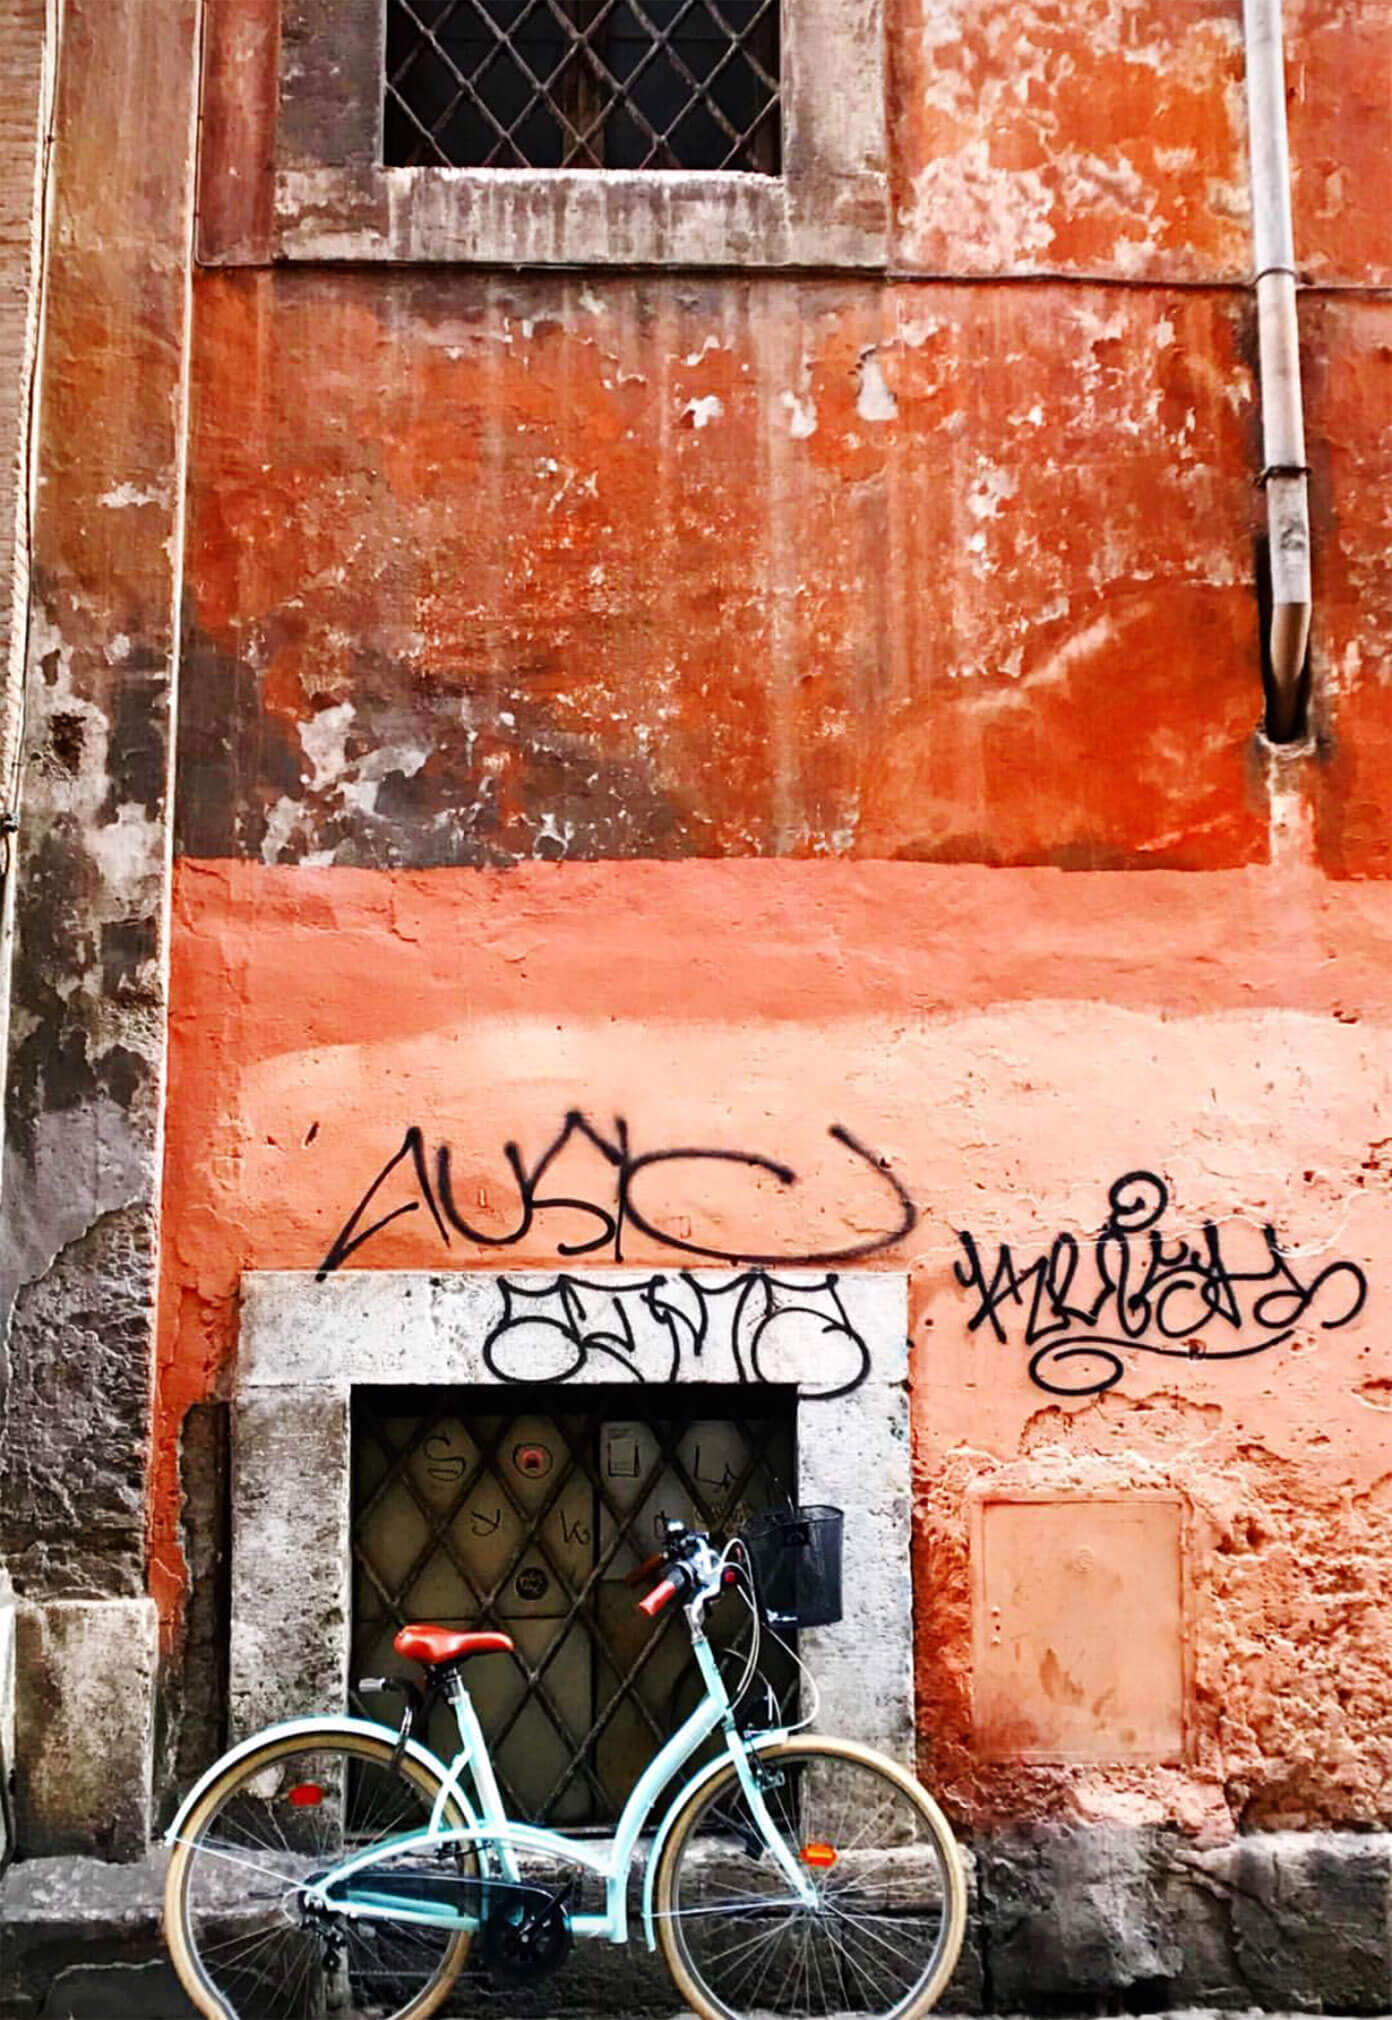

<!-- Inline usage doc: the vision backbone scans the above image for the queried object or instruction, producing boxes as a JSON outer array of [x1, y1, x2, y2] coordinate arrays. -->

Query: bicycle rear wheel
[[165, 1727, 473, 2020], [653, 1736, 965, 2020]]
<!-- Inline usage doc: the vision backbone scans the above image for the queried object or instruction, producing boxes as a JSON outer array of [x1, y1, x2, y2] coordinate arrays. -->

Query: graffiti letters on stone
[[315, 1111, 916, 1275], [478, 1270, 870, 1402], [954, 1170, 1368, 1396]]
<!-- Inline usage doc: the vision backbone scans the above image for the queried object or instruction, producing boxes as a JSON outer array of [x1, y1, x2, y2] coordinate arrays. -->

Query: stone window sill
[[271, 164, 888, 268]]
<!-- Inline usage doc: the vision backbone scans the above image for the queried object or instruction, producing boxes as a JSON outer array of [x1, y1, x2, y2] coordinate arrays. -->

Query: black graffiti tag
[[315, 1112, 916, 1276], [479, 1270, 871, 1401], [954, 1170, 1368, 1396]]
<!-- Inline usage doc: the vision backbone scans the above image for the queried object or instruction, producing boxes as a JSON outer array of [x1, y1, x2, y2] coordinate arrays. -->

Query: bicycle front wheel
[[653, 1736, 966, 2020], [165, 1727, 473, 2020]]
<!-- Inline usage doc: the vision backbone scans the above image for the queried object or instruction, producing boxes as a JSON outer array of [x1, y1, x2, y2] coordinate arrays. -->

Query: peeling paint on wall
[[176, 274, 1271, 873]]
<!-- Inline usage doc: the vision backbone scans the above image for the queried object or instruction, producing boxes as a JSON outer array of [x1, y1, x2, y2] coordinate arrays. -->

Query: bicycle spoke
[[171, 1733, 471, 2020], [657, 1740, 961, 2018], [176, 1837, 316, 1888]]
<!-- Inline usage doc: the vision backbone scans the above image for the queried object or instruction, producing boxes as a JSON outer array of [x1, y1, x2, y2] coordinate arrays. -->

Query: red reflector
[[287, 1783, 325, 1808], [800, 1841, 837, 1869]]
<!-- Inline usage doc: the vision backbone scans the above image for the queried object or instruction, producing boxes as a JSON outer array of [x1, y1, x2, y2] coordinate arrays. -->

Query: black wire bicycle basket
[[740, 1506, 843, 1629]]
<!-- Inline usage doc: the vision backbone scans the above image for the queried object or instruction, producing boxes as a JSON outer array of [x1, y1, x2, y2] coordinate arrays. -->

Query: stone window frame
[[198, 0, 888, 267], [229, 1269, 913, 1765]]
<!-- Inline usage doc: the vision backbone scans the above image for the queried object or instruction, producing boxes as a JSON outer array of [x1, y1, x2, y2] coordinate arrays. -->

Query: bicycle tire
[[165, 1726, 473, 2020], [653, 1735, 966, 2020]]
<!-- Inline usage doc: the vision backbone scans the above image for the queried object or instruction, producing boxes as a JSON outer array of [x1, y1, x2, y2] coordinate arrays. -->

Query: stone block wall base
[[0, 1828, 1389, 2015], [0, 1852, 182, 2019], [979, 1824, 1392, 2015], [13, 1598, 157, 1860]]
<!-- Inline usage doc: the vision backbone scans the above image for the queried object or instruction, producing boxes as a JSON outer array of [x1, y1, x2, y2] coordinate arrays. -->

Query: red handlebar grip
[[624, 1549, 667, 1590], [638, 1576, 678, 1618]]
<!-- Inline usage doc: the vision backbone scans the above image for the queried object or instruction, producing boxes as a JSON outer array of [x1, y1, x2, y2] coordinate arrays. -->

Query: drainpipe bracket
[[1256, 462, 1310, 487]]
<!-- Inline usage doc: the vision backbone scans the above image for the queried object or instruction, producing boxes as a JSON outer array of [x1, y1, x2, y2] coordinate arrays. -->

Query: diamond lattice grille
[[351, 1384, 795, 1827], [384, 0, 781, 171]]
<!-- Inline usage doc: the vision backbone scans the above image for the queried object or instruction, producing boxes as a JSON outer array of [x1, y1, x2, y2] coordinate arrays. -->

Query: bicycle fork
[[690, 1629, 818, 1911]]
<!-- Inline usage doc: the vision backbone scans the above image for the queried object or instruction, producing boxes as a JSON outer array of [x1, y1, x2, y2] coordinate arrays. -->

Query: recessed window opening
[[384, 0, 781, 171], [351, 1383, 796, 1828]]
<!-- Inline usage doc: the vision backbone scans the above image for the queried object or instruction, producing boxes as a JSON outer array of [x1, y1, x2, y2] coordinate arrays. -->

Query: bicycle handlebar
[[624, 1549, 667, 1590], [638, 1571, 685, 1617], [633, 1526, 720, 1619]]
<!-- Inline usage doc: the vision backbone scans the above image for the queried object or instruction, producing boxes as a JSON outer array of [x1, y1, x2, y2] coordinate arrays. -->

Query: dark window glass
[[384, 0, 780, 172]]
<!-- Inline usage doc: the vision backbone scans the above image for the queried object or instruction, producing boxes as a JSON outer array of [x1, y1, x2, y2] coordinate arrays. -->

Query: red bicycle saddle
[[392, 1625, 515, 1665]]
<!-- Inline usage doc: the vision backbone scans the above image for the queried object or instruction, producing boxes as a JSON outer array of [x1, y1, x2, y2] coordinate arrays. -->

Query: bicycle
[[164, 1510, 966, 2020]]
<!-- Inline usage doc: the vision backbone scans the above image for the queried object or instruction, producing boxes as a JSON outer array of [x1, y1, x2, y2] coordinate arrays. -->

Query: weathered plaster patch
[[97, 482, 173, 512], [904, 149, 1056, 267], [681, 395, 724, 430], [967, 457, 1018, 521], [296, 700, 354, 790], [179, 276, 1265, 873], [0, 1098, 148, 1361], [780, 391, 818, 438], [855, 349, 898, 423], [0, 1105, 153, 1594], [893, 0, 1250, 278], [258, 794, 303, 865], [530, 810, 574, 859], [85, 803, 165, 893]]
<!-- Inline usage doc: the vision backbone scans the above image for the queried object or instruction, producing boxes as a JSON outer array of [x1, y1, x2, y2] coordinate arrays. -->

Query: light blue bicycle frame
[[302, 1616, 817, 1950]]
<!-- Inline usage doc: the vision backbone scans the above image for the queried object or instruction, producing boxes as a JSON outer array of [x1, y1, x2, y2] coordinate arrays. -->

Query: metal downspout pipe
[[1244, 0, 1311, 743]]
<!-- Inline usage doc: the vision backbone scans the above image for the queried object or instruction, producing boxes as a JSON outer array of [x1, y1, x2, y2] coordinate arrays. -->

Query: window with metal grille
[[351, 1383, 795, 1828], [384, 0, 780, 172]]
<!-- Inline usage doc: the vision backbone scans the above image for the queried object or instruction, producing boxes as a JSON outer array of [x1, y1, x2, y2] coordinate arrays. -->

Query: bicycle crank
[[480, 1879, 574, 1987]]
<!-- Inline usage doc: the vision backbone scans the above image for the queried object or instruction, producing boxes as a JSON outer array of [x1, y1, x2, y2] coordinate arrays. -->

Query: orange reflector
[[800, 1841, 838, 1869], [287, 1783, 325, 1808]]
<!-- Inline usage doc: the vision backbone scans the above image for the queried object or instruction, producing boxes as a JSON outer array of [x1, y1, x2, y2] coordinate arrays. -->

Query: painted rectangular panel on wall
[[973, 1495, 1185, 1763]]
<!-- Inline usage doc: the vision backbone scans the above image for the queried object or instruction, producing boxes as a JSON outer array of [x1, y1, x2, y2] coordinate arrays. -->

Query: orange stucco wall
[[148, 0, 1392, 1840], [155, 855, 1392, 1832], [178, 273, 1278, 872]]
